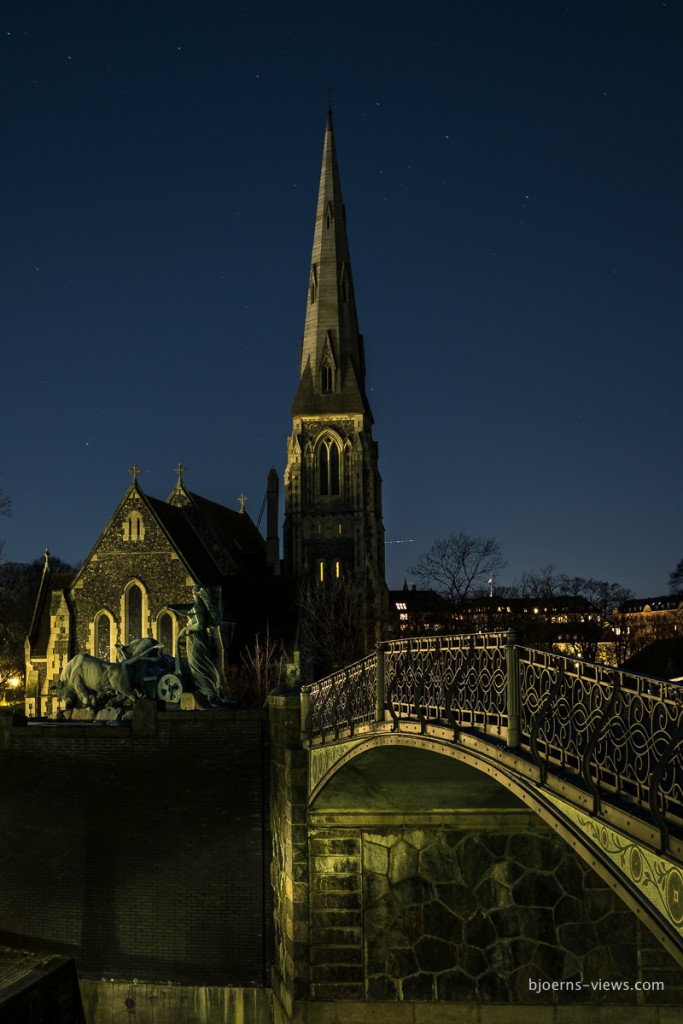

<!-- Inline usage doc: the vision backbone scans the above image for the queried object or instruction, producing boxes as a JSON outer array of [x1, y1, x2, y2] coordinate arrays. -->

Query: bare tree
[[409, 531, 507, 605], [298, 574, 366, 681], [0, 486, 11, 562], [669, 558, 683, 594], [504, 566, 633, 661], [235, 625, 289, 706]]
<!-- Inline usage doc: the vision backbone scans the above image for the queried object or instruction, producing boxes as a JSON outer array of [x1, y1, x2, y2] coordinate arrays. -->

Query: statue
[[52, 644, 160, 709], [170, 586, 225, 703]]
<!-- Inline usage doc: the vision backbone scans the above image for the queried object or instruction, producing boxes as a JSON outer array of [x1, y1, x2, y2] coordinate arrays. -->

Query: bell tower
[[283, 111, 386, 643]]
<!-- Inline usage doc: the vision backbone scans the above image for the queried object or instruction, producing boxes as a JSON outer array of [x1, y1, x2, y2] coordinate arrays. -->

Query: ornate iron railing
[[305, 651, 377, 740], [383, 633, 508, 737], [302, 632, 683, 846], [518, 646, 683, 830]]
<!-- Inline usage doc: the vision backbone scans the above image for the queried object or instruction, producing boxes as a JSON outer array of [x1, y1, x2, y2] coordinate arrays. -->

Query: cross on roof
[[129, 464, 142, 482], [175, 463, 185, 482], [238, 492, 247, 513]]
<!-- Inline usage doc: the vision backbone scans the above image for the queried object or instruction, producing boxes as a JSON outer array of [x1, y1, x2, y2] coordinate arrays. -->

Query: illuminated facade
[[283, 113, 386, 636]]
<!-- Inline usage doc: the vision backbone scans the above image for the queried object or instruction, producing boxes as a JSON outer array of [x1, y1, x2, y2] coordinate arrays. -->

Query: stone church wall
[[0, 708, 270, 988], [72, 491, 196, 655]]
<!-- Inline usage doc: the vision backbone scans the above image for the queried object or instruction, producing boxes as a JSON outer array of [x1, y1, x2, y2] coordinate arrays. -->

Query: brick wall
[[0, 708, 269, 987]]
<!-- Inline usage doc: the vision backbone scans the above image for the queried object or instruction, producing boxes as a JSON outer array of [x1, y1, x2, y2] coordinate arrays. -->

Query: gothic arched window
[[318, 437, 340, 496], [126, 583, 143, 643], [95, 612, 111, 661], [158, 611, 174, 658]]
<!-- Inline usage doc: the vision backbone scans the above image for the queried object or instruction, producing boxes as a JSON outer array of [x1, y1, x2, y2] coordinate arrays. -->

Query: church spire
[[292, 114, 372, 420], [284, 114, 386, 656]]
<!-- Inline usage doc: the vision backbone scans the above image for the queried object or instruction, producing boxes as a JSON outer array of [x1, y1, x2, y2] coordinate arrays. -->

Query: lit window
[[335, 561, 341, 578], [319, 561, 324, 583]]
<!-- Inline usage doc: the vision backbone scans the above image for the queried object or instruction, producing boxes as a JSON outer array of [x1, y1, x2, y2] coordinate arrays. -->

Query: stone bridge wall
[[308, 821, 682, 1005], [269, 696, 683, 1021]]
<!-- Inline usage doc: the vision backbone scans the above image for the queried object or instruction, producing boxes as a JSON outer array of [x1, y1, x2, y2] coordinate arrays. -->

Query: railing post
[[505, 629, 520, 748], [300, 686, 310, 743], [375, 643, 386, 723]]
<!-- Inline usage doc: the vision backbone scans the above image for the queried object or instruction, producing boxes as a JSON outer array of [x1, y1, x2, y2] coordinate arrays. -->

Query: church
[[24, 111, 386, 714]]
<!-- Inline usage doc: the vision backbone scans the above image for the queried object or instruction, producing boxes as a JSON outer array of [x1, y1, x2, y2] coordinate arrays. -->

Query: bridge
[[268, 631, 683, 1021], [303, 632, 683, 957]]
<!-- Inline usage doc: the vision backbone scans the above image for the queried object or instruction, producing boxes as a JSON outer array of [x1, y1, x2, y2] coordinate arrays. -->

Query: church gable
[[71, 485, 198, 656]]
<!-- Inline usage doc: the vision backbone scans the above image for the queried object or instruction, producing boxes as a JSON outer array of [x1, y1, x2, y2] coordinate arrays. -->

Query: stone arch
[[123, 508, 145, 542], [120, 578, 149, 645], [156, 609, 177, 659], [308, 734, 683, 966], [91, 609, 116, 662], [315, 431, 342, 497]]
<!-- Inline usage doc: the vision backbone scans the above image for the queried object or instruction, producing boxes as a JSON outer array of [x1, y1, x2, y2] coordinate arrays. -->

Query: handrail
[[303, 632, 683, 840]]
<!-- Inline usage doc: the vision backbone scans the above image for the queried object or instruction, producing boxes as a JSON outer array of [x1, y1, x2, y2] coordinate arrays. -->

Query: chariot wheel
[[158, 674, 183, 703]]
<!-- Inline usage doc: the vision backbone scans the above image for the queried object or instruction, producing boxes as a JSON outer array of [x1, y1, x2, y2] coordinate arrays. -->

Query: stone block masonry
[[269, 693, 683, 1021]]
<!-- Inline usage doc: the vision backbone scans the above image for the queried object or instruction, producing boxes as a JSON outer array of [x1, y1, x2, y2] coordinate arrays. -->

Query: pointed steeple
[[292, 114, 372, 420], [284, 112, 387, 654]]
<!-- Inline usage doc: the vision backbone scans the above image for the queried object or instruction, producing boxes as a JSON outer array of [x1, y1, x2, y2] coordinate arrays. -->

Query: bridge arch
[[308, 731, 683, 967]]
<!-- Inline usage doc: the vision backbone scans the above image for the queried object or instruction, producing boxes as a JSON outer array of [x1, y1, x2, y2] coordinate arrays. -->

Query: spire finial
[[174, 462, 185, 484], [238, 492, 247, 513], [129, 464, 142, 482], [325, 82, 334, 124]]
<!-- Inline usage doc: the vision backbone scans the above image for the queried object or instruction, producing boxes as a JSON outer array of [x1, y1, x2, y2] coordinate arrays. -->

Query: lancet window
[[318, 436, 340, 496], [125, 582, 143, 643], [321, 363, 333, 394], [95, 612, 112, 661], [158, 611, 174, 658], [123, 510, 144, 542]]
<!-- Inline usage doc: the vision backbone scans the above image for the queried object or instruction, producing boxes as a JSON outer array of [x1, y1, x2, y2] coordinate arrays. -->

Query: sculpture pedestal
[[71, 709, 96, 721], [95, 708, 121, 722], [180, 692, 214, 711]]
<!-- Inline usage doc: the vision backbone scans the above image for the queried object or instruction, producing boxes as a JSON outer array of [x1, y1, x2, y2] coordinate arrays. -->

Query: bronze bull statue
[[52, 644, 161, 709]]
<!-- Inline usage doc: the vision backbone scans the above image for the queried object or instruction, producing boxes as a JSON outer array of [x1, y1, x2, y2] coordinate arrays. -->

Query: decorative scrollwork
[[383, 633, 507, 737], [305, 633, 683, 838], [305, 652, 376, 738], [519, 647, 683, 832]]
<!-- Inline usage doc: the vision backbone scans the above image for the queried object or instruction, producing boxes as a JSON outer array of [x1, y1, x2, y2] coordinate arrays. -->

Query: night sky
[[2, 1, 681, 597]]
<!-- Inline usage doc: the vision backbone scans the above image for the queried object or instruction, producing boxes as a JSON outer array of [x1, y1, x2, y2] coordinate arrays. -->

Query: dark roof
[[388, 588, 453, 615], [619, 593, 683, 614], [28, 571, 75, 657], [148, 489, 268, 580], [458, 595, 598, 615], [146, 497, 222, 581], [187, 491, 267, 574], [221, 575, 300, 656], [621, 638, 683, 680]]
